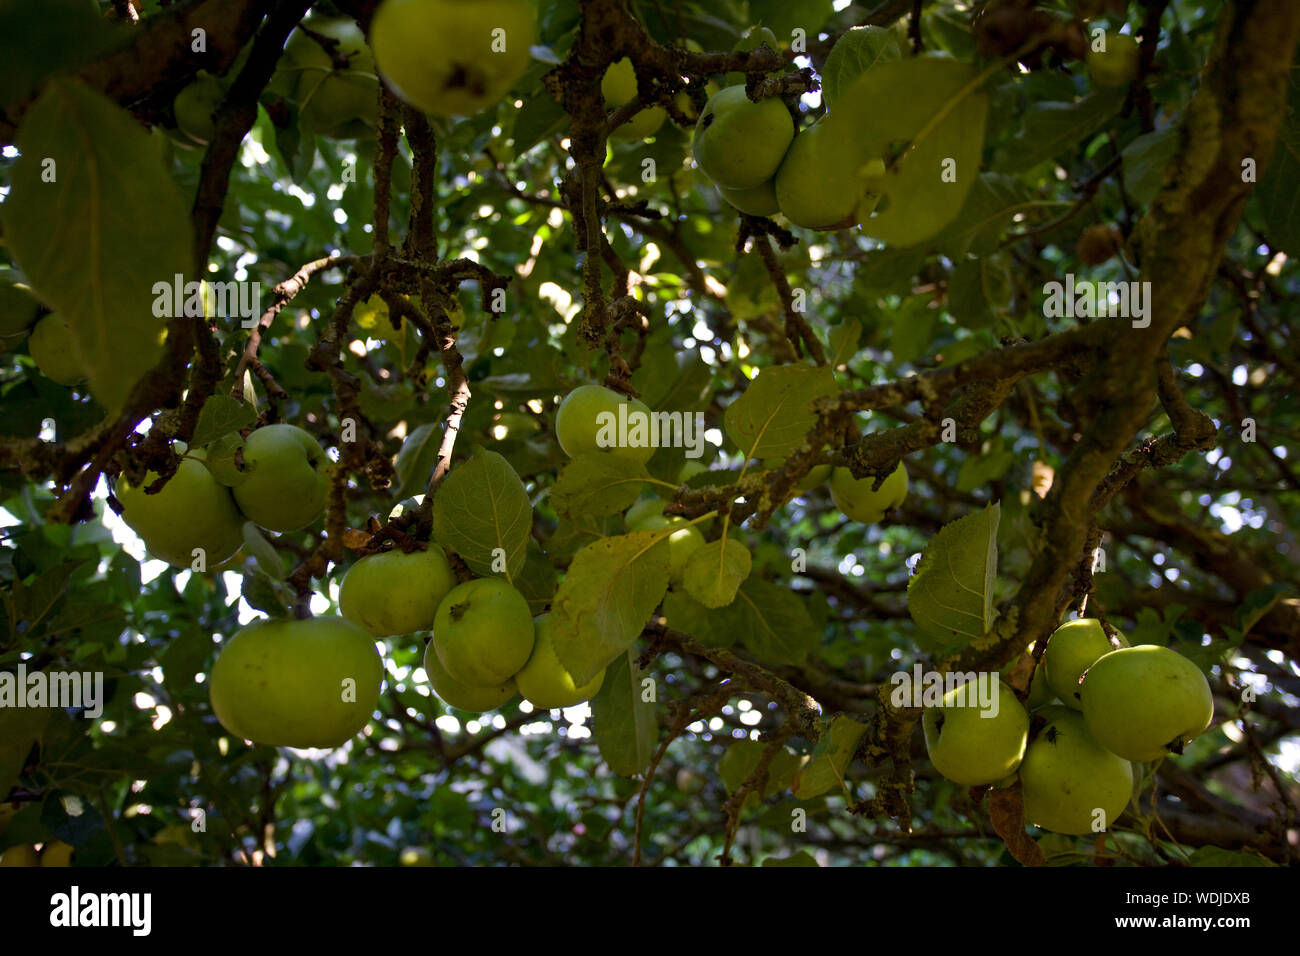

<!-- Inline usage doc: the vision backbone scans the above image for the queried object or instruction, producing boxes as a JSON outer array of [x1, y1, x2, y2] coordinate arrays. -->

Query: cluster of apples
[[923, 618, 1215, 835]]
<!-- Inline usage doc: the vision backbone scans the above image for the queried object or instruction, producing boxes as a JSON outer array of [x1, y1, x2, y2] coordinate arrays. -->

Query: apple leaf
[[589, 649, 658, 778], [729, 578, 818, 666], [748, 0, 832, 42], [724, 363, 838, 459], [997, 88, 1126, 174], [550, 453, 648, 518], [682, 536, 751, 608], [202, 432, 250, 487], [514, 543, 558, 615], [718, 740, 801, 800], [907, 501, 1000, 654], [827, 317, 862, 368], [1255, 63, 1300, 256], [431, 448, 532, 582], [1121, 124, 1180, 206], [762, 851, 820, 867], [931, 173, 1032, 258], [2, 79, 193, 412], [391, 423, 441, 500], [989, 783, 1047, 866], [662, 588, 737, 648], [947, 258, 1004, 330], [1187, 846, 1276, 867], [0, 706, 53, 799], [821, 26, 903, 110], [240, 523, 283, 580], [550, 530, 670, 686], [190, 395, 256, 449], [827, 56, 990, 246], [791, 715, 867, 799]]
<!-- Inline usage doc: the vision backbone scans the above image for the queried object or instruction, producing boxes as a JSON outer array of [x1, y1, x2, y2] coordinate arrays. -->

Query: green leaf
[[827, 317, 862, 368], [730, 577, 818, 666], [1236, 583, 1290, 637], [947, 258, 1005, 329], [240, 523, 283, 580], [998, 89, 1126, 174], [1121, 124, 1179, 205], [550, 531, 670, 685], [392, 423, 442, 500], [682, 537, 752, 608], [550, 454, 648, 518], [747, 0, 833, 42], [515, 543, 558, 615], [854, 244, 928, 295], [907, 502, 1000, 653], [589, 649, 658, 777], [792, 715, 867, 799], [1256, 63, 1300, 256], [724, 364, 838, 459], [718, 740, 801, 800], [511, 87, 567, 155], [829, 56, 991, 246], [2, 79, 193, 411], [202, 432, 250, 488], [662, 588, 736, 648], [240, 569, 292, 618], [891, 298, 939, 365], [0, 0, 125, 109], [956, 444, 1016, 493], [932, 173, 1032, 257], [1187, 846, 1275, 867], [762, 851, 820, 867], [821, 26, 903, 110], [0, 706, 53, 798], [431, 449, 532, 582], [189, 395, 256, 450]]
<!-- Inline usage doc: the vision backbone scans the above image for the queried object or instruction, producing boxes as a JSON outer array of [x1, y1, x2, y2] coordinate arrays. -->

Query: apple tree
[[0, 0, 1297, 868]]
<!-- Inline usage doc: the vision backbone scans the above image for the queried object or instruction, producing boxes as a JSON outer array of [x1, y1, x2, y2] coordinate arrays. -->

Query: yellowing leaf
[[723, 363, 838, 459]]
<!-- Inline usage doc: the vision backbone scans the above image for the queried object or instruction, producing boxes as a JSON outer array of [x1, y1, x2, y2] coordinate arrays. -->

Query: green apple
[[767, 457, 832, 493], [40, 841, 74, 867], [602, 57, 667, 140], [209, 615, 382, 749], [0, 269, 42, 352], [829, 461, 908, 523], [923, 678, 1029, 786], [1044, 617, 1128, 709], [422, 638, 516, 712], [1020, 708, 1133, 835], [626, 512, 705, 585], [399, 846, 434, 866], [0, 845, 40, 867], [693, 85, 795, 190], [231, 424, 330, 533], [173, 72, 224, 145], [1087, 32, 1139, 88], [26, 312, 84, 385], [718, 179, 780, 216], [370, 0, 535, 117], [339, 546, 456, 637], [514, 613, 605, 709], [1027, 662, 1056, 710], [774, 120, 884, 229], [283, 19, 379, 136], [1080, 644, 1215, 762], [432, 577, 534, 686], [116, 450, 246, 569], [554, 384, 655, 464]]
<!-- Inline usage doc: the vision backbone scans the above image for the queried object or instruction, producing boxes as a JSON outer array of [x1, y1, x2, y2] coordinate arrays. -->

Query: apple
[[514, 613, 605, 710], [432, 577, 534, 686], [339, 546, 456, 638], [399, 846, 434, 866], [1087, 32, 1139, 88], [1044, 617, 1128, 709], [115, 449, 246, 570], [209, 614, 383, 749], [1027, 662, 1056, 710], [1080, 644, 1215, 762], [554, 384, 655, 464], [922, 679, 1029, 786], [829, 461, 908, 523], [718, 179, 780, 216], [422, 638, 516, 713], [26, 312, 85, 386], [172, 72, 224, 145], [231, 424, 330, 533], [0, 845, 40, 867], [692, 85, 795, 190], [767, 457, 832, 493], [626, 511, 705, 585], [0, 269, 42, 352], [370, 0, 536, 118], [283, 19, 379, 136], [1020, 708, 1133, 835], [774, 120, 884, 229], [601, 57, 666, 141], [40, 841, 74, 867]]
